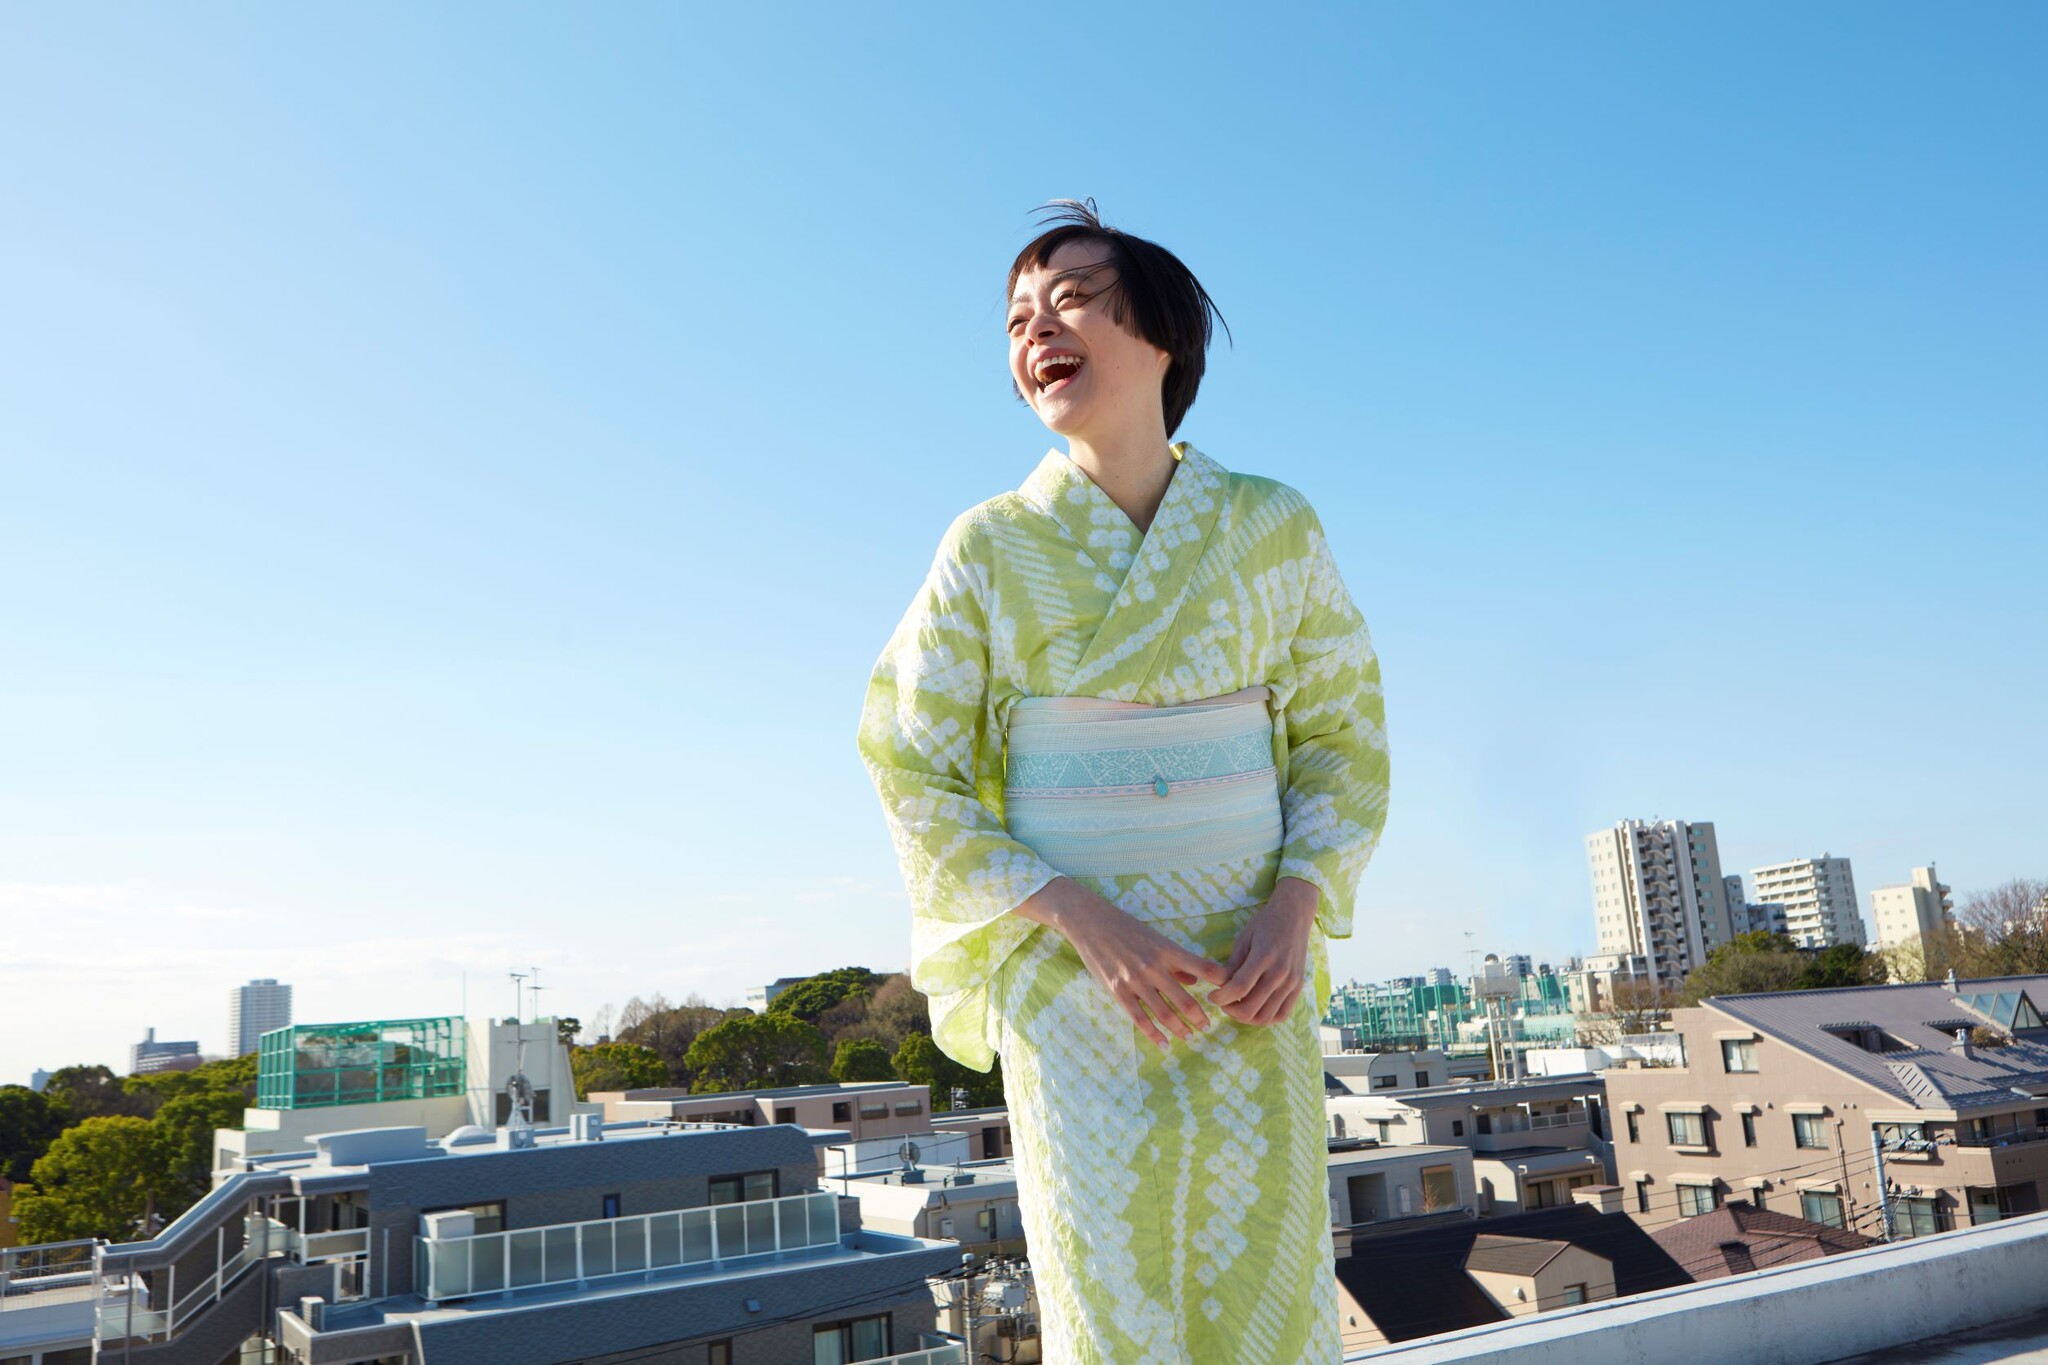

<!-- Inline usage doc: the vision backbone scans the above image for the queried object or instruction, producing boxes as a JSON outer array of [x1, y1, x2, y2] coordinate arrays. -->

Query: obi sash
[[1002, 687, 1283, 878]]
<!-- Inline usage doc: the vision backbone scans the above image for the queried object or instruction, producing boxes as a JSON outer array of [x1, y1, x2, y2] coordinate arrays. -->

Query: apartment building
[[1602, 976, 2048, 1239], [66, 1116, 966, 1365], [1870, 864, 1954, 961], [1750, 854, 1866, 949], [1323, 1048, 1453, 1095], [597, 1081, 936, 1146], [1586, 820, 1737, 982], [214, 1014, 594, 1170], [1327, 1074, 1611, 1216], [1327, 1140, 1478, 1250], [130, 1027, 201, 1075], [229, 978, 293, 1057]]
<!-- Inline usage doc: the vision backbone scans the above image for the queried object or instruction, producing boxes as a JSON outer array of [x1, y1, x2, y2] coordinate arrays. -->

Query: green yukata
[[859, 444, 1389, 1364]]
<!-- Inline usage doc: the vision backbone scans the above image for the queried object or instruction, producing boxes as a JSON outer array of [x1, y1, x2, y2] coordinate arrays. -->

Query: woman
[[858, 201, 1388, 1364]]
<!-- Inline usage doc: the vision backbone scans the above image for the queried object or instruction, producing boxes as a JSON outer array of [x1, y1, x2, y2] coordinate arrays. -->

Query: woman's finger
[[1230, 964, 1287, 1025], [1154, 974, 1211, 1036], [1120, 989, 1172, 1048]]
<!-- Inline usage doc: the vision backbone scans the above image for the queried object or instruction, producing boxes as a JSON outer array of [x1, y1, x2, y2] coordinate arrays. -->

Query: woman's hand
[[1016, 877, 1229, 1049], [1210, 877, 1319, 1027]]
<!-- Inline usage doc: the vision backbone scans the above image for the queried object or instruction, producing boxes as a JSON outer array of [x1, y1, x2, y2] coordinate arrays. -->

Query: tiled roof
[[1705, 978, 2048, 1110], [1648, 1199, 1877, 1281], [1465, 1234, 1573, 1276]]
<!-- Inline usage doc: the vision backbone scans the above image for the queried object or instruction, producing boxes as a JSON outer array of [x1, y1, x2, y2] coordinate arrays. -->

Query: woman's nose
[[1030, 311, 1061, 339]]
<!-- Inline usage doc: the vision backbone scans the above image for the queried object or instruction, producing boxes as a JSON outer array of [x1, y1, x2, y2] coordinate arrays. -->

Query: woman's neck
[[1066, 422, 1177, 533]]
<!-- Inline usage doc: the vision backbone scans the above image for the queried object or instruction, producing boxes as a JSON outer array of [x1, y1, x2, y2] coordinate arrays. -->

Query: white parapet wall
[[1353, 1210, 2048, 1365]]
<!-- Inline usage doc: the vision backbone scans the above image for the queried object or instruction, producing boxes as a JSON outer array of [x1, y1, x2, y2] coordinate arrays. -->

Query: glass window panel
[[811, 1192, 840, 1246], [681, 1208, 713, 1264], [582, 1222, 614, 1277], [471, 1235, 506, 1293], [746, 1198, 777, 1253], [745, 1171, 777, 1201], [432, 1241, 470, 1299], [508, 1231, 545, 1288], [850, 1314, 890, 1358], [814, 1327, 846, 1365], [543, 1226, 577, 1283], [650, 1212, 683, 1267], [617, 1217, 648, 1272]]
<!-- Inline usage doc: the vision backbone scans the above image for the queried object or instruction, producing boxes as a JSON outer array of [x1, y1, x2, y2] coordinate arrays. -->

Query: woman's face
[[1008, 239, 1171, 441]]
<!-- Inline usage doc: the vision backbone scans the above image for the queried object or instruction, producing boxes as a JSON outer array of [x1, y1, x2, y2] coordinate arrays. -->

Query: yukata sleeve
[[1277, 505, 1390, 942], [857, 515, 1063, 1073]]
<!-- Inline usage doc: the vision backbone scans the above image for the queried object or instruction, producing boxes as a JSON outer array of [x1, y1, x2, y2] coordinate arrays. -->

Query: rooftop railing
[[416, 1190, 843, 1304]]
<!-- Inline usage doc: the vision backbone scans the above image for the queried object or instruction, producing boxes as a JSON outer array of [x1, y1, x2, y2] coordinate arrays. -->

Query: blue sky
[[2, 5, 2042, 1083]]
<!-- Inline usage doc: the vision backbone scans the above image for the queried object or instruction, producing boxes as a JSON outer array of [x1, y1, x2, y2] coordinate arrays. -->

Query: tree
[[1799, 943, 1884, 991], [684, 1014, 830, 1093], [830, 1039, 895, 1084], [616, 995, 743, 1088], [555, 1017, 583, 1048], [0, 1085, 67, 1183], [1946, 878, 2048, 979], [865, 975, 931, 1051], [1575, 976, 1681, 1045], [768, 968, 887, 1027], [13, 1116, 175, 1243], [43, 1064, 152, 1123], [155, 1091, 250, 1211], [570, 1043, 670, 1099], [891, 1033, 1004, 1110], [1680, 934, 1808, 1004]]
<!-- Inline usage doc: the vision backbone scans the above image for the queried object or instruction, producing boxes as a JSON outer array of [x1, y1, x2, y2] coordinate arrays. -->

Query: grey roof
[[1465, 1234, 1574, 1276], [1707, 977, 2048, 1110]]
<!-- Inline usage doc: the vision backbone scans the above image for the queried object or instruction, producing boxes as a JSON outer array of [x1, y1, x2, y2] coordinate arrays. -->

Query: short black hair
[[1007, 198, 1229, 437]]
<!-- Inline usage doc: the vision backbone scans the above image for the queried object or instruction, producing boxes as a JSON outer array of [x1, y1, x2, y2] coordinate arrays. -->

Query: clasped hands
[[1016, 875, 1319, 1049]]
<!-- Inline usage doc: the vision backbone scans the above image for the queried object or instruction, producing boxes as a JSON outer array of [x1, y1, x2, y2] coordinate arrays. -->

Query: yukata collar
[[1017, 443, 1233, 697]]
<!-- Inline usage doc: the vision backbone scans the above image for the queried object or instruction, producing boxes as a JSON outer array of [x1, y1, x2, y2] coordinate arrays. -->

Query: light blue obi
[[1002, 687, 1283, 879]]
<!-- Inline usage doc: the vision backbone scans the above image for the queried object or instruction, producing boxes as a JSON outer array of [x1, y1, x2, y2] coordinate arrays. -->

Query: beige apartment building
[[1871, 864, 1955, 965], [1752, 854, 1866, 948], [1587, 819, 1737, 983], [1604, 976, 2048, 1239]]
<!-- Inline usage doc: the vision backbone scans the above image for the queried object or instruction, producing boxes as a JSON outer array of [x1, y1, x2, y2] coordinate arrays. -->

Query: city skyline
[[4, 6, 2043, 1086]]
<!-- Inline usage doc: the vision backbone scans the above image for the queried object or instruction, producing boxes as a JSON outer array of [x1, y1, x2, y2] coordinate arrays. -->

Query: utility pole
[[1870, 1128, 1895, 1241]]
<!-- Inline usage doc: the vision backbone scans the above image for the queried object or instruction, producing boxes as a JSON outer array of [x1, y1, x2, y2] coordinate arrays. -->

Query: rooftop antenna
[[508, 971, 527, 1024], [528, 966, 545, 1021]]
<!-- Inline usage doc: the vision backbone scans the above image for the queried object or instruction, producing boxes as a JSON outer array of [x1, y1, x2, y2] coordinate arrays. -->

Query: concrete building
[[28, 1067, 50, 1093], [17, 1117, 964, 1365], [1602, 976, 2048, 1239], [1586, 820, 1738, 982], [826, 1153, 1025, 1257], [130, 1027, 201, 1075], [1751, 854, 1866, 949], [742, 977, 811, 1014], [1327, 1074, 1613, 1217], [1328, 1140, 1479, 1251], [1324, 1048, 1453, 1095], [213, 1015, 597, 1171], [1869, 864, 1954, 964], [228, 978, 293, 1057], [596, 1081, 936, 1147]]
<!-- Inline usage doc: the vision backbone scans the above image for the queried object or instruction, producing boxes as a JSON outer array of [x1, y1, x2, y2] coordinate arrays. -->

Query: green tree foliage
[[684, 1014, 829, 1093], [863, 975, 931, 1052], [615, 994, 745, 1088], [1681, 932, 1885, 1004], [43, 1064, 153, 1123], [891, 1033, 1004, 1111], [154, 1091, 250, 1206], [555, 1017, 583, 1048], [13, 1116, 175, 1243], [767, 967, 887, 1027], [0, 1085, 68, 1183], [830, 1039, 896, 1084], [570, 1043, 671, 1099], [1801, 942, 1884, 990]]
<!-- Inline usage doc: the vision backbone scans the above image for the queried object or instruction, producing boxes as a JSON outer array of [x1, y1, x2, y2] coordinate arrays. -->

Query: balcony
[[874, 1349, 966, 1365], [1954, 1124, 2048, 1150], [416, 1190, 844, 1303]]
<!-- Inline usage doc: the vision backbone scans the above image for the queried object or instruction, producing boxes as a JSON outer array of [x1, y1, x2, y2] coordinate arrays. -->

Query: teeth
[[1035, 356, 1083, 385]]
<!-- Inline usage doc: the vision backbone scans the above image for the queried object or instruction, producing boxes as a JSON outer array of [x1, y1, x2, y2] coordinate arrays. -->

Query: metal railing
[[1954, 1124, 2048, 1149], [0, 1239, 98, 1309], [96, 1210, 296, 1344], [417, 1190, 843, 1303], [873, 1348, 965, 1365]]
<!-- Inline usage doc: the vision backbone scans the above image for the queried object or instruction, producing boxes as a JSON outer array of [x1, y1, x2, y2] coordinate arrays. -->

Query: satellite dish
[[898, 1140, 921, 1166]]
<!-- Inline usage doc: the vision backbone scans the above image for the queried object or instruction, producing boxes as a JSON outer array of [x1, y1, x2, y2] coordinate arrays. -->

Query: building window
[[1561, 1282, 1589, 1306], [1678, 1183, 1720, 1218], [1373, 1075, 1399, 1090], [1626, 1111, 1640, 1144], [1450, 1120, 1465, 1138], [1721, 1039, 1758, 1073], [1415, 1071, 1431, 1087], [1877, 1121, 1930, 1149], [1666, 1112, 1706, 1147], [813, 1312, 891, 1363], [832, 1101, 852, 1123], [859, 1102, 888, 1119], [1420, 1164, 1460, 1213], [602, 1193, 621, 1219], [1793, 1114, 1829, 1149], [1741, 1112, 1758, 1147], [709, 1170, 779, 1205], [893, 1100, 923, 1116], [775, 1106, 796, 1124], [709, 1340, 733, 1365], [1526, 1180, 1557, 1210], [1800, 1191, 1845, 1229], [1893, 1197, 1941, 1239]]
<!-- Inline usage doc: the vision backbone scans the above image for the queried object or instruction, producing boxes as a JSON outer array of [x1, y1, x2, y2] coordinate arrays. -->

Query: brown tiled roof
[[1648, 1199, 1877, 1281], [1465, 1234, 1574, 1276]]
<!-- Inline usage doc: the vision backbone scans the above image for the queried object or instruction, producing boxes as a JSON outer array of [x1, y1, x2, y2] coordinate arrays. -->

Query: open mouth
[[1033, 354, 1084, 394]]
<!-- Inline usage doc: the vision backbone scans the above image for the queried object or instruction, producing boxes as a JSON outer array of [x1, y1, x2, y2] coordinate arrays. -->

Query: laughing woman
[[858, 201, 1389, 1364]]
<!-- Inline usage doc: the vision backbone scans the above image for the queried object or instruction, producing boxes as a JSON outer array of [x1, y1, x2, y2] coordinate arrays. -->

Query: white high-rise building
[[1750, 855, 1865, 949], [1586, 819, 1737, 983], [230, 978, 293, 1056], [1870, 865, 1953, 956]]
